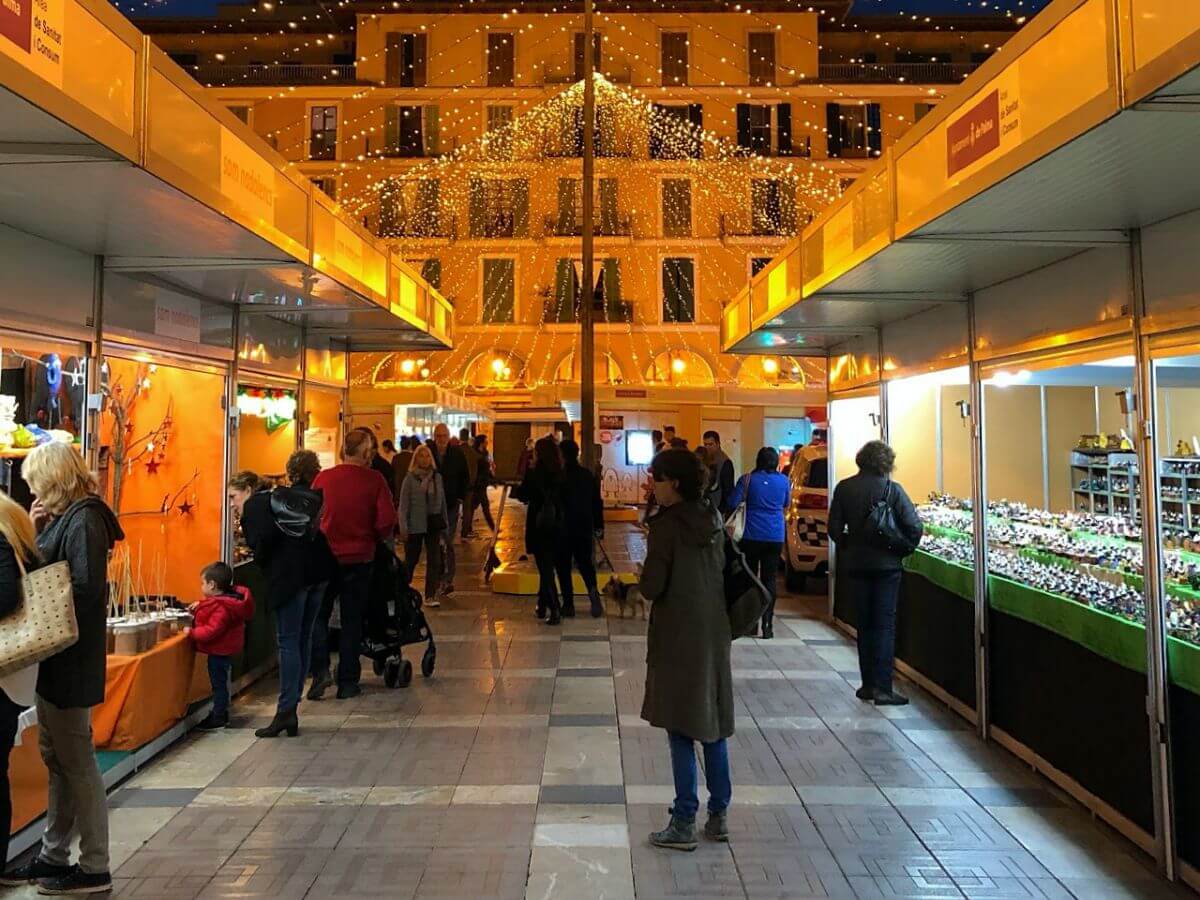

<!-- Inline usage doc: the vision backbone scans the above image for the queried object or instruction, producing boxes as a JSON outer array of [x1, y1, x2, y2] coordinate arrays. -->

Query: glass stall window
[[980, 348, 1154, 837]]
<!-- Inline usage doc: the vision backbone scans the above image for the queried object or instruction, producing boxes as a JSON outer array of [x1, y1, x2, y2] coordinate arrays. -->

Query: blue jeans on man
[[275, 582, 326, 711], [207, 655, 232, 720], [667, 731, 731, 822]]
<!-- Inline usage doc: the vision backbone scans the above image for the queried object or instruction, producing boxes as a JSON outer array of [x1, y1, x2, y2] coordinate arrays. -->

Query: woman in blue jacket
[[726, 446, 791, 638]]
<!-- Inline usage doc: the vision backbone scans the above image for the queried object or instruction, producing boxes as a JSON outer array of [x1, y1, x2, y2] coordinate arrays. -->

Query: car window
[[805, 457, 828, 489]]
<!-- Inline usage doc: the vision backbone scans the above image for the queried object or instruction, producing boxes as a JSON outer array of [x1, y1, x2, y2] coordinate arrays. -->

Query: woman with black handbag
[[232, 452, 338, 738], [398, 444, 448, 608], [827, 440, 924, 706]]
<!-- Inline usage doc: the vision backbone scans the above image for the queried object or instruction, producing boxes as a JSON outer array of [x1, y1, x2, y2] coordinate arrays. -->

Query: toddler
[[189, 562, 255, 730]]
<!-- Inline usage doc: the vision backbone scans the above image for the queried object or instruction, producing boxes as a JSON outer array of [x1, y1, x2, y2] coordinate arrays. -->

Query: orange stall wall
[[238, 412, 296, 480], [100, 359, 226, 605]]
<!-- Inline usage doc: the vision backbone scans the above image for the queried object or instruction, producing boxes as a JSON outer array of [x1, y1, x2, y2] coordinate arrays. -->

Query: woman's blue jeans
[[275, 582, 326, 712], [667, 731, 731, 822]]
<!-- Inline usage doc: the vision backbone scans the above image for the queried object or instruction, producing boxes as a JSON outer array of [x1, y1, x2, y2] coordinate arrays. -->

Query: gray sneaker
[[650, 815, 698, 851], [704, 811, 729, 841]]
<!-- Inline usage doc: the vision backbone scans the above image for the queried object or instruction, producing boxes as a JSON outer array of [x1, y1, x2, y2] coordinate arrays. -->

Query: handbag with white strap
[[0, 555, 78, 679], [724, 475, 751, 543]]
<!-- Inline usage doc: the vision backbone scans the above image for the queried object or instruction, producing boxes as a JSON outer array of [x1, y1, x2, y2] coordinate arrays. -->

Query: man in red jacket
[[310, 428, 397, 699]]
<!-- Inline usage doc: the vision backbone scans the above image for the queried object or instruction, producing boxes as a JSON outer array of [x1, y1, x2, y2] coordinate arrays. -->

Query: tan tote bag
[[0, 557, 78, 679]]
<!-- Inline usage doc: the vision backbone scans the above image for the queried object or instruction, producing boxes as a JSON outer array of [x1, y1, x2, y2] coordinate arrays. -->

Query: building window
[[751, 179, 797, 235], [378, 178, 440, 238], [470, 178, 529, 238], [227, 105, 250, 124], [310, 176, 337, 201], [650, 104, 703, 159], [481, 258, 516, 324], [662, 258, 695, 323], [750, 256, 772, 277], [485, 105, 514, 158], [386, 32, 427, 86], [384, 105, 440, 157], [420, 259, 441, 291], [826, 102, 882, 158], [661, 31, 688, 86], [550, 258, 623, 322], [735, 103, 795, 156], [487, 32, 515, 87], [553, 178, 621, 235], [661, 179, 692, 238], [308, 105, 338, 161], [573, 32, 602, 81], [748, 32, 776, 85]]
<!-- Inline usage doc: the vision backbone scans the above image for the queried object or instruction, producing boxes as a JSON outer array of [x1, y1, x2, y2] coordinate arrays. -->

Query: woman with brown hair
[[2, 442, 122, 894], [398, 443, 447, 607]]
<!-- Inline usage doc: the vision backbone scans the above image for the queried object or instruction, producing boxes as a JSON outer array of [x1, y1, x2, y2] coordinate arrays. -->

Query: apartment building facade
[[142, 2, 1016, 442]]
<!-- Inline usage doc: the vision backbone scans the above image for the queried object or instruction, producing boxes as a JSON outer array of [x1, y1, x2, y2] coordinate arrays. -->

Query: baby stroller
[[364, 545, 437, 688]]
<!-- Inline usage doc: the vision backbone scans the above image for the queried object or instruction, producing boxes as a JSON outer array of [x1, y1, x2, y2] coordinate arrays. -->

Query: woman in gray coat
[[640, 448, 734, 852], [398, 444, 448, 607]]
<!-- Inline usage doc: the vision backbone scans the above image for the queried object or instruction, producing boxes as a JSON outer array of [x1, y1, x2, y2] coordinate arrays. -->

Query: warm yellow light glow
[[491, 358, 505, 374], [762, 358, 779, 375], [671, 357, 686, 374], [400, 359, 416, 375]]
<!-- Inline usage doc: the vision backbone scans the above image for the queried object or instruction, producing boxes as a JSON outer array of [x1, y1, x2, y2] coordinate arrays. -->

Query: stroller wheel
[[372, 658, 385, 677], [421, 645, 436, 678], [384, 658, 410, 689]]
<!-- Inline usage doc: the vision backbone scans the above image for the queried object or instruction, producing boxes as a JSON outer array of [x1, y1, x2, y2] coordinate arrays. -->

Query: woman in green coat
[[640, 448, 734, 852]]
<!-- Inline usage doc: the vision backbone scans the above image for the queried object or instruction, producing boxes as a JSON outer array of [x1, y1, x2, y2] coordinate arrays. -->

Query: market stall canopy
[[723, 0, 1200, 358], [0, 0, 451, 352]]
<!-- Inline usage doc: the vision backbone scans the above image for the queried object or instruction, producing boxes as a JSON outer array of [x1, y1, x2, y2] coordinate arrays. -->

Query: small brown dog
[[602, 569, 646, 619]]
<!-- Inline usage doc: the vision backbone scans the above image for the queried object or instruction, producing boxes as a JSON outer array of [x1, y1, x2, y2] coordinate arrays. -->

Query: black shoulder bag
[[864, 481, 917, 557], [269, 486, 323, 540]]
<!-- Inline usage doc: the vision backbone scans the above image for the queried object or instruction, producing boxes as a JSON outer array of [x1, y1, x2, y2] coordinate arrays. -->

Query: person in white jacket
[[0, 492, 42, 871]]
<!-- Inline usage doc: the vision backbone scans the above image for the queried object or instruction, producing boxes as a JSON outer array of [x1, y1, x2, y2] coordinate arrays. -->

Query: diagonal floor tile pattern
[[97, 511, 1189, 899]]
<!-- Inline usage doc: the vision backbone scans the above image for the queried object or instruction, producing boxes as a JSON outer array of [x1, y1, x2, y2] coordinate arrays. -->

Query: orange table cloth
[[94, 632, 211, 750]]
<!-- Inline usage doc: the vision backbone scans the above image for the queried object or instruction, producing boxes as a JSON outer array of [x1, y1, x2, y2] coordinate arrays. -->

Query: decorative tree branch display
[[102, 364, 174, 516]]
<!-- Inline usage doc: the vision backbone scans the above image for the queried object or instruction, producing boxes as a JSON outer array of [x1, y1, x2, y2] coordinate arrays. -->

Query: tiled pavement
[[28, 508, 1191, 899]]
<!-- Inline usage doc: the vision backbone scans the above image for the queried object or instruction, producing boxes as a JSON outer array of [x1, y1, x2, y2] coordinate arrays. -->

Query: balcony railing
[[539, 60, 633, 85], [719, 212, 807, 241], [543, 215, 634, 238], [543, 299, 634, 324], [375, 213, 458, 241], [809, 62, 979, 84], [189, 63, 359, 85]]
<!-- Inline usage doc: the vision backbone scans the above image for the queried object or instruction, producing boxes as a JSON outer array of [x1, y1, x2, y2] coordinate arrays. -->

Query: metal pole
[[967, 292, 990, 739], [1130, 227, 1176, 880], [579, 0, 596, 469]]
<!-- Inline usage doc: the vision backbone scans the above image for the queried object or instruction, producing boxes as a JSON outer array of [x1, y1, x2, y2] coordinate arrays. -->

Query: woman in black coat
[[233, 452, 338, 737], [7, 442, 122, 894], [513, 436, 573, 624], [827, 440, 923, 706]]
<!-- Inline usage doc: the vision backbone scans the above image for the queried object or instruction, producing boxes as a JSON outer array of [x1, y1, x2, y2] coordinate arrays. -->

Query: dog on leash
[[602, 566, 646, 619]]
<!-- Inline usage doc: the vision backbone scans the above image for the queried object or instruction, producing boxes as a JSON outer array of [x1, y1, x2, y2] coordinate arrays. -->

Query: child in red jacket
[[188, 562, 255, 731]]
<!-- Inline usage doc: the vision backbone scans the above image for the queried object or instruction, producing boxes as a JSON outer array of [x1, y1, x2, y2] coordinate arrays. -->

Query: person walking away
[[380, 440, 397, 466], [235, 451, 338, 737], [398, 444, 448, 607], [3, 442, 122, 894], [560, 439, 605, 618], [513, 437, 572, 624], [393, 436, 415, 486], [188, 562, 255, 730], [726, 447, 790, 638], [431, 423, 469, 598], [827, 439, 923, 706], [459, 430, 480, 538], [364, 430, 396, 504], [310, 429, 397, 700], [468, 434, 497, 535], [702, 431, 736, 517], [516, 437, 535, 479], [640, 449, 733, 851], [0, 494, 42, 876]]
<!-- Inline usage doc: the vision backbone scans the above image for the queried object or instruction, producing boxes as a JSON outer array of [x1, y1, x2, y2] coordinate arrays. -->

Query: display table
[[94, 632, 211, 751]]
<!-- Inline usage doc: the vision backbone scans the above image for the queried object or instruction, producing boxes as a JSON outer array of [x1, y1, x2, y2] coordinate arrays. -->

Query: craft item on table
[[22, 424, 52, 446], [0, 396, 17, 449]]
